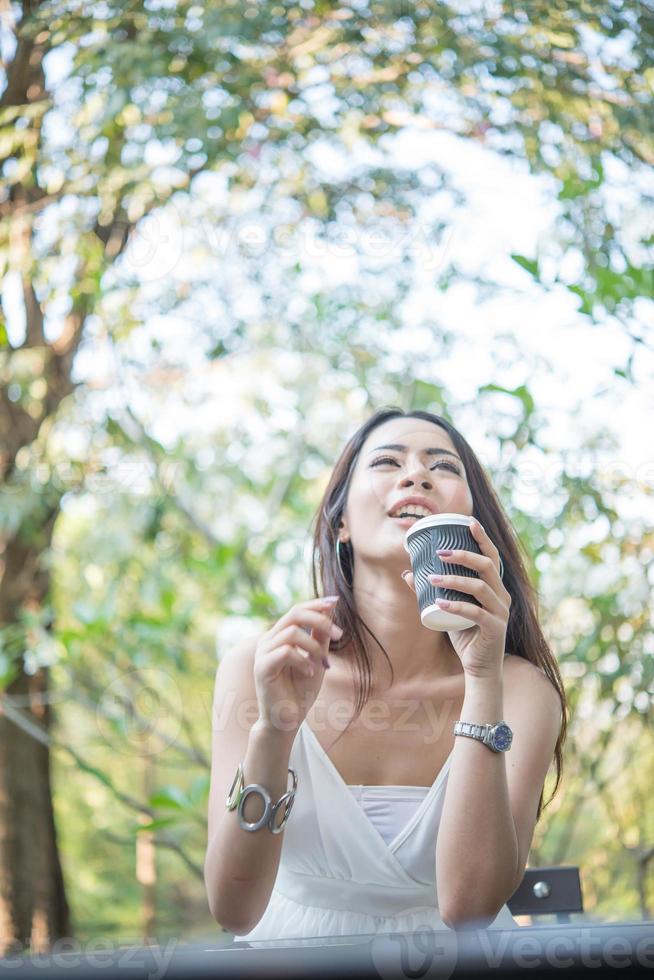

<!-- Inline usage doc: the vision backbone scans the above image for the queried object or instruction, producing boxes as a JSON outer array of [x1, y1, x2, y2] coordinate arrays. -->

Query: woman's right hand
[[253, 597, 342, 733]]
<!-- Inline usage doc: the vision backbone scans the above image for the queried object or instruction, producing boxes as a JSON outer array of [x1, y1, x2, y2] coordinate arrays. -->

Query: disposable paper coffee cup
[[404, 513, 504, 632]]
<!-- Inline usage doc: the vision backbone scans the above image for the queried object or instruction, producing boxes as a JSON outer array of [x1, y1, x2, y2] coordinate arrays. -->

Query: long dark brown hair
[[310, 406, 567, 820]]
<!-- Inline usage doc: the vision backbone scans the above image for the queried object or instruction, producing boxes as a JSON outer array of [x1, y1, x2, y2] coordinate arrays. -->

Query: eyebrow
[[368, 443, 462, 462]]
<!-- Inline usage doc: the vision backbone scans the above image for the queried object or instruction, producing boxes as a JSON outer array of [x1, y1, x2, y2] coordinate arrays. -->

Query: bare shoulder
[[215, 633, 259, 674], [212, 634, 260, 719], [503, 655, 562, 723], [504, 652, 554, 685]]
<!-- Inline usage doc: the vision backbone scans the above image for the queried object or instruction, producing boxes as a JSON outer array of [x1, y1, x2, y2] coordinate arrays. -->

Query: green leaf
[[137, 816, 180, 832], [0, 651, 19, 689], [411, 380, 445, 411], [188, 774, 210, 805], [510, 253, 539, 279], [478, 382, 535, 419], [567, 284, 594, 316], [149, 786, 189, 810]]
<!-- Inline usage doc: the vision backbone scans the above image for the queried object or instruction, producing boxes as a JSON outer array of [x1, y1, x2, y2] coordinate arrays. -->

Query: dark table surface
[[1, 920, 653, 979]]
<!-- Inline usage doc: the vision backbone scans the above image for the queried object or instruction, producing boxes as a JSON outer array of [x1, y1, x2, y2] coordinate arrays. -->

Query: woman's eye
[[434, 461, 461, 474], [370, 457, 399, 467], [370, 456, 461, 475]]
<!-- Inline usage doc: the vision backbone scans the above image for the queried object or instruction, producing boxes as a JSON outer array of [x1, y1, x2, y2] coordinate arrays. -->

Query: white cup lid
[[403, 513, 474, 551]]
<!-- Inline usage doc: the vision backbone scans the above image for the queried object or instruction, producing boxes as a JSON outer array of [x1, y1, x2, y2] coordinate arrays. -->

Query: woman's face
[[339, 417, 474, 573]]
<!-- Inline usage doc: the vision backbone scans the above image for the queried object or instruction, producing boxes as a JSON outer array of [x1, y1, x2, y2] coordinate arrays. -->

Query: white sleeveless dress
[[231, 719, 517, 945]]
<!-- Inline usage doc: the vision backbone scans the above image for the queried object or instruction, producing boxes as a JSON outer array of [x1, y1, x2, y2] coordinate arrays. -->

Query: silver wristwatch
[[453, 720, 513, 753]]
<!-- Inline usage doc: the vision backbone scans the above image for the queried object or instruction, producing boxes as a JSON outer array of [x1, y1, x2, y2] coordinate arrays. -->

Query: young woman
[[204, 408, 567, 945]]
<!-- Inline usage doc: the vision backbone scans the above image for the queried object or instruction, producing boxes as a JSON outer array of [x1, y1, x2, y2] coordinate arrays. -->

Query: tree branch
[[0, 693, 153, 817], [22, 275, 45, 347], [72, 683, 210, 771], [102, 831, 203, 880]]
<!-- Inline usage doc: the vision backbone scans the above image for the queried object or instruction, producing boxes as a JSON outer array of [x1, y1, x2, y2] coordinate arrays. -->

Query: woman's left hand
[[401, 520, 511, 678]]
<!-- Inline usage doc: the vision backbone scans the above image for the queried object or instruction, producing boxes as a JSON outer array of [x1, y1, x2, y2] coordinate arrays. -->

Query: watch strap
[[454, 721, 491, 741]]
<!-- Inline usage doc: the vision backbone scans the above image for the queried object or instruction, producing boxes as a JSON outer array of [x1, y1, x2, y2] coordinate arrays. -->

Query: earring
[[335, 538, 353, 589]]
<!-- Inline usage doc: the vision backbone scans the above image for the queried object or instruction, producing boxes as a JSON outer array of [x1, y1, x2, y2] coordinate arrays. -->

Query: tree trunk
[[0, 375, 80, 952], [0, 498, 72, 954], [0, 1, 140, 947], [635, 847, 653, 921], [0, 667, 71, 954]]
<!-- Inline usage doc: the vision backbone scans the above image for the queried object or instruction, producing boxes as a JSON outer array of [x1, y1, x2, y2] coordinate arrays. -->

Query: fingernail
[[436, 599, 451, 608], [322, 657, 331, 669], [401, 570, 411, 581], [319, 596, 339, 605], [330, 623, 343, 639], [429, 574, 444, 583], [436, 549, 453, 557]]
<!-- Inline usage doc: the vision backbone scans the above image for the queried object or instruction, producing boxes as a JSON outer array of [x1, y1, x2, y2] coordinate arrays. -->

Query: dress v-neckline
[[300, 720, 454, 854]]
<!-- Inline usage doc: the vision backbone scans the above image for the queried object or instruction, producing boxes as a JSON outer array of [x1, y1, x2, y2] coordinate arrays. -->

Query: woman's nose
[[399, 472, 433, 491]]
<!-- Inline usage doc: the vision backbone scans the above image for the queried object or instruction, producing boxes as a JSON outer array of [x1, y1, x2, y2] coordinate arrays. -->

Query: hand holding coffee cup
[[403, 513, 504, 631]]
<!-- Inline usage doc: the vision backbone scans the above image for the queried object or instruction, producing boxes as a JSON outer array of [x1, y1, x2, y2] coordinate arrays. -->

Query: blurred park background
[[1, 0, 653, 955]]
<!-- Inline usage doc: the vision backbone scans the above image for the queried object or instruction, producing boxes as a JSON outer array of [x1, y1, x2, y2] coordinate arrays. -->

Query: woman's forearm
[[204, 719, 297, 935], [435, 670, 519, 927]]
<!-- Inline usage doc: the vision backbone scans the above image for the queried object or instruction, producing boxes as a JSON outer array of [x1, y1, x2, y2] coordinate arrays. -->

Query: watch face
[[492, 723, 513, 751]]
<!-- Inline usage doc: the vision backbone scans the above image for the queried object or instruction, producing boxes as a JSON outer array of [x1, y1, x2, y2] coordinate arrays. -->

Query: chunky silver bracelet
[[225, 763, 298, 834]]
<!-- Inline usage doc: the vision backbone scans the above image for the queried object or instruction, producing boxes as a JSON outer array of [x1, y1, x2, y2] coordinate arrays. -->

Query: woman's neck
[[334, 578, 462, 692]]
